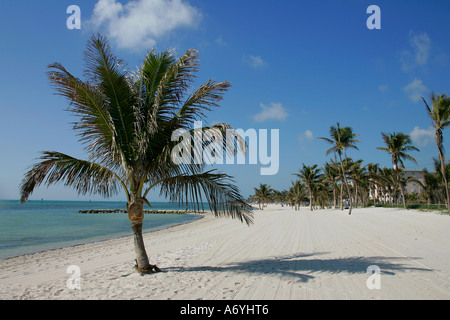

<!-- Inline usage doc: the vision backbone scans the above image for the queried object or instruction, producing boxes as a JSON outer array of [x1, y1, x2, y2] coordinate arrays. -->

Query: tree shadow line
[[164, 252, 432, 283]]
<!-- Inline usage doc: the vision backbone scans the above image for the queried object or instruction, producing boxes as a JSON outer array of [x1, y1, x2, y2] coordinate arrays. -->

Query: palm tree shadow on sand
[[164, 252, 432, 283]]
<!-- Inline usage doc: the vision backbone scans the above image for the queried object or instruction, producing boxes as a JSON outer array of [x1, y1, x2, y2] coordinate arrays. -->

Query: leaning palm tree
[[422, 93, 450, 215], [377, 132, 419, 209], [294, 164, 321, 211], [319, 123, 360, 215], [19, 34, 253, 274]]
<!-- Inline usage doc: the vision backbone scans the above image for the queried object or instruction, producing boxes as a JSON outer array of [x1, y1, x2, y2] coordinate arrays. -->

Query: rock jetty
[[78, 209, 199, 215]]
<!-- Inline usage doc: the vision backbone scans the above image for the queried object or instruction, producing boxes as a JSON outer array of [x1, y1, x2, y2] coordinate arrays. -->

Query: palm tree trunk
[[127, 197, 160, 273], [333, 187, 337, 209], [395, 167, 407, 209], [132, 222, 150, 267], [308, 187, 313, 211], [339, 153, 353, 215]]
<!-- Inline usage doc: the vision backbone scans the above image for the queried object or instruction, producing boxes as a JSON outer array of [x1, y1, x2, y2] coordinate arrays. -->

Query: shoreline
[[0, 213, 205, 261], [1, 205, 449, 300]]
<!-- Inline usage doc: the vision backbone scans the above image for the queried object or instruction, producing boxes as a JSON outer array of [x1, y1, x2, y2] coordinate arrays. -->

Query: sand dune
[[1, 205, 450, 300]]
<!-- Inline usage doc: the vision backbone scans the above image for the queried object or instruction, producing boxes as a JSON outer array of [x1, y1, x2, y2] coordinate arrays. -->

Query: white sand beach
[[1, 205, 450, 300]]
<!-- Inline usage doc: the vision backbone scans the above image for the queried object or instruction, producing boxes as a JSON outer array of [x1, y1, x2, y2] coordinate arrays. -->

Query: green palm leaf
[[20, 151, 126, 203], [157, 170, 253, 225]]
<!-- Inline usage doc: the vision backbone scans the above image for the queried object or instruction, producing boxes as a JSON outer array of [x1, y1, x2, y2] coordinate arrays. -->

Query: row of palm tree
[[315, 123, 421, 214], [252, 92, 450, 215], [253, 158, 448, 212]]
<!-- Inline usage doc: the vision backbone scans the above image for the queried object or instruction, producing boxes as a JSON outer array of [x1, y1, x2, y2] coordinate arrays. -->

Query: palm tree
[[322, 161, 340, 209], [432, 157, 450, 208], [367, 163, 381, 204], [271, 190, 284, 204], [287, 181, 307, 210], [423, 161, 450, 208], [19, 34, 253, 274], [377, 132, 419, 209], [423, 168, 439, 205], [422, 93, 450, 215], [379, 167, 399, 204], [315, 175, 332, 209], [294, 164, 322, 211], [319, 123, 360, 215], [253, 184, 274, 209], [348, 159, 367, 208]]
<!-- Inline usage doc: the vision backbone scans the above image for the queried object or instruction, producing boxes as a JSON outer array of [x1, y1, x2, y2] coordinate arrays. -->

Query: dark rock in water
[[78, 209, 197, 215]]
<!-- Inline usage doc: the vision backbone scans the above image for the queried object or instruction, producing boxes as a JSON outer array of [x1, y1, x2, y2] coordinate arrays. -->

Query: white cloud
[[410, 126, 435, 147], [304, 130, 314, 140], [90, 0, 200, 51], [401, 32, 431, 72], [403, 79, 429, 103], [298, 130, 314, 143], [253, 102, 288, 122], [245, 55, 265, 69]]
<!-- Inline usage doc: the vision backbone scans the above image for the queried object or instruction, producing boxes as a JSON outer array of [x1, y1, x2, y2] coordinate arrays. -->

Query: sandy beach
[[1, 205, 450, 300]]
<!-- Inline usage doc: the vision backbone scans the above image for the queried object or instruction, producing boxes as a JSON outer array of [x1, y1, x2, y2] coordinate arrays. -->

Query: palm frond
[[140, 49, 199, 127], [177, 80, 232, 124], [47, 63, 120, 167], [398, 152, 418, 165], [20, 152, 127, 203], [378, 132, 419, 169], [157, 170, 253, 225], [422, 96, 434, 121], [82, 34, 138, 166]]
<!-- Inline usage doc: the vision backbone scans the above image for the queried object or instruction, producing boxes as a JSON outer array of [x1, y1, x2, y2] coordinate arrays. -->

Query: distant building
[[369, 170, 426, 202], [403, 170, 425, 195]]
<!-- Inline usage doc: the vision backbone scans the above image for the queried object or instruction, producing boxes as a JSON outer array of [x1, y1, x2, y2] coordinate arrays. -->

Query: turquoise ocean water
[[0, 200, 202, 260]]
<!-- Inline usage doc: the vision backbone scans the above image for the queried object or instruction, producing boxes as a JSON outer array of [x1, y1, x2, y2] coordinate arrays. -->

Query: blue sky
[[1, 0, 449, 201]]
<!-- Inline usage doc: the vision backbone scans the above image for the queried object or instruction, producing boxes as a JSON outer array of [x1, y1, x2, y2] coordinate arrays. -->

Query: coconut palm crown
[[19, 34, 253, 273], [294, 164, 322, 211], [253, 183, 274, 210], [377, 132, 419, 209]]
